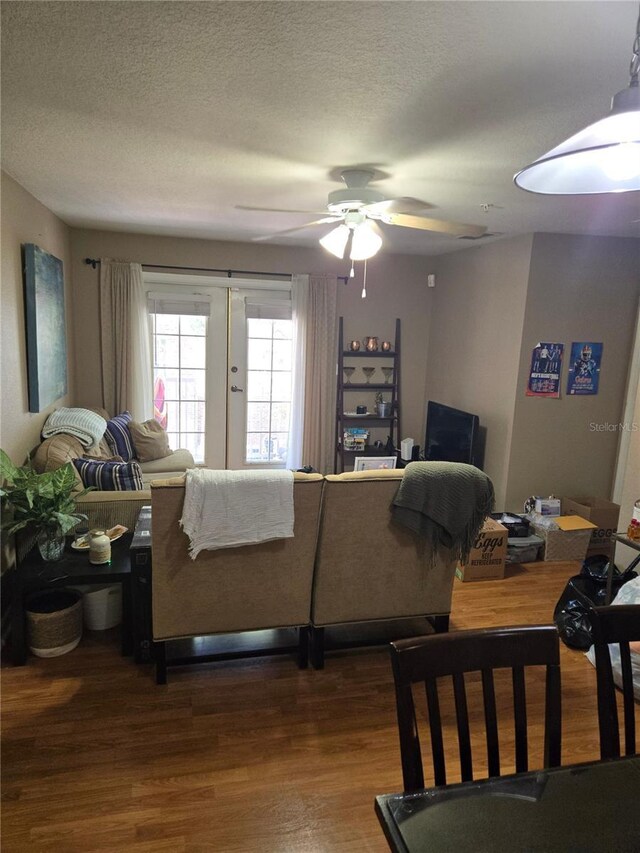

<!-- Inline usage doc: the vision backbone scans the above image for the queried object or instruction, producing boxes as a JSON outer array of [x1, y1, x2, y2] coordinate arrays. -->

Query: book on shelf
[[343, 427, 369, 451]]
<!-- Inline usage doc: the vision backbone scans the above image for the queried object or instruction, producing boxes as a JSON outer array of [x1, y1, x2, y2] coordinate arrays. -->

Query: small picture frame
[[353, 456, 397, 472]]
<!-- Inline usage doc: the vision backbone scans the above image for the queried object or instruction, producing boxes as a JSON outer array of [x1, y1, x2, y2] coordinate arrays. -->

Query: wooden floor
[[1, 561, 630, 852]]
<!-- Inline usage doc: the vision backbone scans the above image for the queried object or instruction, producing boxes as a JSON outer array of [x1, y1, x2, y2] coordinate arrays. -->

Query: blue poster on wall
[[567, 342, 603, 395], [526, 342, 564, 398]]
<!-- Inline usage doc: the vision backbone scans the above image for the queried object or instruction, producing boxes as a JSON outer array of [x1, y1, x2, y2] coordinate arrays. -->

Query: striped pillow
[[73, 458, 144, 491], [105, 412, 135, 461]]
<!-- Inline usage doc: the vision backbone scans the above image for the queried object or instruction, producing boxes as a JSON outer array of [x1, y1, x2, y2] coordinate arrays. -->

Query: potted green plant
[[375, 392, 392, 417], [0, 449, 91, 561]]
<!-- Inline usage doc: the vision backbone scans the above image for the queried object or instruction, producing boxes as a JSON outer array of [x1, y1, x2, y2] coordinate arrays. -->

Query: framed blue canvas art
[[23, 243, 68, 412]]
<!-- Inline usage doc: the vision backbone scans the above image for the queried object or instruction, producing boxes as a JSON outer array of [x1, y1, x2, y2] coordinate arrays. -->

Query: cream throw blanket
[[180, 468, 295, 558], [42, 407, 107, 449]]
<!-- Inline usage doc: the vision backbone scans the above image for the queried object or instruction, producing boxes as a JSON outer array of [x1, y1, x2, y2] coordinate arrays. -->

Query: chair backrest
[[389, 625, 561, 791], [591, 604, 640, 760]]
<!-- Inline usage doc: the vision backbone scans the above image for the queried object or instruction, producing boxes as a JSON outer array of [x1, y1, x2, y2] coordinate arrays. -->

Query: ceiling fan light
[[319, 224, 350, 258], [350, 221, 383, 260]]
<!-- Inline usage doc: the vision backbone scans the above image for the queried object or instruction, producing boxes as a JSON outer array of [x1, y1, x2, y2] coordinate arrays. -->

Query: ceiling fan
[[237, 168, 487, 260]]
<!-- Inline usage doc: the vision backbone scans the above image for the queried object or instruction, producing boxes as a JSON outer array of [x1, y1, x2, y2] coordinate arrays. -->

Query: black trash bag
[[553, 554, 638, 650]]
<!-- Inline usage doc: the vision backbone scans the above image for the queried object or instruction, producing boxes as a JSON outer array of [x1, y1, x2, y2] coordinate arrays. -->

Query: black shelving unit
[[334, 317, 402, 473]]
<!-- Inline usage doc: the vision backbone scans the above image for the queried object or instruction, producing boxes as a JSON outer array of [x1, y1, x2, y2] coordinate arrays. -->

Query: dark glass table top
[[375, 757, 640, 853], [19, 532, 134, 584]]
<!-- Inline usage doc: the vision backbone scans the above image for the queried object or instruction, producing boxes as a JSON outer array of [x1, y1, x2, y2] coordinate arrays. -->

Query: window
[[245, 314, 293, 464], [149, 296, 210, 464]]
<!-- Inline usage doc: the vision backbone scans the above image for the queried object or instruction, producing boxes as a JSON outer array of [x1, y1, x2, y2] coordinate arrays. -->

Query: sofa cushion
[[105, 412, 135, 461], [129, 419, 171, 462], [73, 458, 144, 491], [32, 434, 85, 473]]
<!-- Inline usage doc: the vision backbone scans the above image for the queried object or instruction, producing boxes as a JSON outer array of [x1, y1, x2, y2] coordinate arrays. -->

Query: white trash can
[[81, 584, 122, 631]]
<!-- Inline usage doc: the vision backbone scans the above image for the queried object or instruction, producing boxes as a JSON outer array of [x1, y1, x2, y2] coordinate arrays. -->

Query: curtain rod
[[84, 258, 349, 284]]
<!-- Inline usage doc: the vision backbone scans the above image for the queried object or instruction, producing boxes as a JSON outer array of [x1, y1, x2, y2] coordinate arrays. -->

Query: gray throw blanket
[[392, 462, 495, 563]]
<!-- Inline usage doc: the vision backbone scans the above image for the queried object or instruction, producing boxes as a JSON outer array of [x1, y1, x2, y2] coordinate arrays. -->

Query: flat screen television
[[425, 401, 483, 468]]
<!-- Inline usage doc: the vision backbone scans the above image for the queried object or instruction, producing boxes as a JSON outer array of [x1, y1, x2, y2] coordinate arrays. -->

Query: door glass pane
[[151, 308, 208, 464], [247, 318, 274, 339], [271, 371, 291, 401], [271, 403, 290, 432], [246, 432, 266, 461], [273, 320, 292, 340], [247, 402, 270, 432], [180, 369, 205, 400], [165, 400, 179, 434], [247, 371, 272, 401], [156, 314, 179, 334], [180, 336, 206, 369], [180, 433, 205, 462], [181, 401, 205, 434], [180, 315, 206, 335], [248, 338, 272, 365], [272, 340, 292, 371], [243, 315, 293, 464], [156, 335, 179, 368], [270, 433, 289, 463]]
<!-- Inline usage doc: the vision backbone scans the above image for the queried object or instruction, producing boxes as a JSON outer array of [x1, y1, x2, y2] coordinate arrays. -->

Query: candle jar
[[89, 529, 111, 565]]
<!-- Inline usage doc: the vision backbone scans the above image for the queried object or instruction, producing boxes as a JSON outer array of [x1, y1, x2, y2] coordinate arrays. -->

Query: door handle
[[230, 385, 244, 392]]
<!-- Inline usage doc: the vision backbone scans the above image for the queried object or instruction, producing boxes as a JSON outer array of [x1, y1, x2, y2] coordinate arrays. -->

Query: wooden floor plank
[[2, 560, 636, 852]]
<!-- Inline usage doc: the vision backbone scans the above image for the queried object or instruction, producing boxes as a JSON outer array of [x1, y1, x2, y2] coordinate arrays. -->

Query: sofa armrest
[[76, 491, 151, 531], [137, 449, 194, 475]]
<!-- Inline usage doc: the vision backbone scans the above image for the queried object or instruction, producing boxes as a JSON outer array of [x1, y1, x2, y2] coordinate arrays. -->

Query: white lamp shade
[[350, 221, 383, 260], [319, 224, 350, 258], [515, 90, 640, 194]]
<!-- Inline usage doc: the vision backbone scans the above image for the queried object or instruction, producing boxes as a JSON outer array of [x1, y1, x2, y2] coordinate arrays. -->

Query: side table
[[11, 533, 134, 665]]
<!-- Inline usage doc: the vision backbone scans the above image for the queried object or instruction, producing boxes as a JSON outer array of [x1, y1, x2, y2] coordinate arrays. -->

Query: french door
[[146, 274, 293, 469]]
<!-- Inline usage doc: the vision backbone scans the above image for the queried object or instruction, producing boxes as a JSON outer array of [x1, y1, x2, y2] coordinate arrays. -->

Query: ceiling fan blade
[[383, 213, 487, 239], [252, 217, 342, 242], [237, 205, 330, 215], [363, 197, 434, 216]]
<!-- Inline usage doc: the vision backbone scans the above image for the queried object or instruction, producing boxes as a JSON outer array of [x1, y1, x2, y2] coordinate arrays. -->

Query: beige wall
[[506, 233, 640, 509], [69, 229, 434, 445], [0, 172, 75, 464], [425, 235, 533, 507]]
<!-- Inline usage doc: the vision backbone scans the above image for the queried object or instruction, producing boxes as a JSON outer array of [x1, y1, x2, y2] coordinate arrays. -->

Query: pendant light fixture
[[514, 7, 640, 194], [319, 212, 383, 260]]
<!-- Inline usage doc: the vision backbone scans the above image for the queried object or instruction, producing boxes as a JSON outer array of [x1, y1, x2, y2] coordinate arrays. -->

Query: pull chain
[[361, 259, 368, 299]]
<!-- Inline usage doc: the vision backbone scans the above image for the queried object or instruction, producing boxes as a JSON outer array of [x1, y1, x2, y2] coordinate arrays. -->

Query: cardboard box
[[456, 518, 508, 582], [562, 497, 620, 558], [531, 515, 596, 562]]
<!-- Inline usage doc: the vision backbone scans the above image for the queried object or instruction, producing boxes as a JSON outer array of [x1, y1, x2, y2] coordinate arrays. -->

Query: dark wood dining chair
[[590, 604, 640, 760], [389, 625, 562, 791]]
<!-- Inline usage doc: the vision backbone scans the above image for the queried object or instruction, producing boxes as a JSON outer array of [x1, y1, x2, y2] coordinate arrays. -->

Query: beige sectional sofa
[[29, 408, 195, 535], [149, 469, 457, 681]]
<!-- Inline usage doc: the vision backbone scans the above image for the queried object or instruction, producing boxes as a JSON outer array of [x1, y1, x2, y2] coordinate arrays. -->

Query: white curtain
[[286, 274, 309, 469], [301, 274, 338, 473], [99, 260, 153, 419]]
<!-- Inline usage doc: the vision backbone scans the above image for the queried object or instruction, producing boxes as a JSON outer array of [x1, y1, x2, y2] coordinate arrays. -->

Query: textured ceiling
[[2, 1, 639, 255]]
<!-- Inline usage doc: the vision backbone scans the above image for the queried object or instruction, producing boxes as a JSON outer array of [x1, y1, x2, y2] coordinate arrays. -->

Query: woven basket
[[26, 589, 83, 657]]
